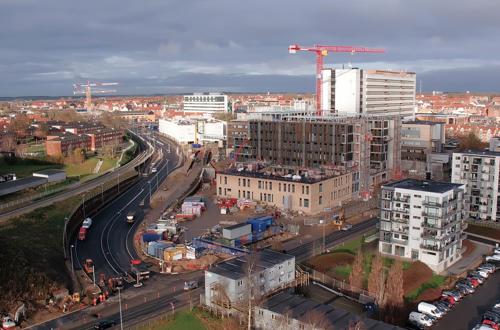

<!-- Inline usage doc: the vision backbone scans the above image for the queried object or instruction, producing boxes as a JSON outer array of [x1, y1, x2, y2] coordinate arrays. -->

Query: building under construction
[[230, 114, 402, 199]]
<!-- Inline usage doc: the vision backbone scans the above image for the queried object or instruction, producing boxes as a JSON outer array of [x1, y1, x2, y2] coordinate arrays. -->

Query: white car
[[82, 217, 92, 229], [2, 316, 16, 329], [418, 302, 445, 319], [486, 254, 500, 262], [408, 311, 435, 327]]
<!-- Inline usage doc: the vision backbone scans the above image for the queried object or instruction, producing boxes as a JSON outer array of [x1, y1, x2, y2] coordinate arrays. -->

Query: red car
[[467, 277, 480, 287], [441, 295, 456, 306], [482, 319, 499, 330], [78, 227, 87, 241]]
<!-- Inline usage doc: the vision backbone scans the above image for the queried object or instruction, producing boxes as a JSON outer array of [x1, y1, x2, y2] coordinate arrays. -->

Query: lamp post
[[118, 287, 124, 330], [92, 265, 96, 287], [70, 244, 75, 280]]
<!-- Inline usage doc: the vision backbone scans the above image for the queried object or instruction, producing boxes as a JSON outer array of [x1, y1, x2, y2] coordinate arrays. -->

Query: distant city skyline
[[1, 0, 500, 96]]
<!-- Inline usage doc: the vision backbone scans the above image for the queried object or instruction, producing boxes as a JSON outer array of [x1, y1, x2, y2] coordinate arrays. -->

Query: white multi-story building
[[379, 179, 466, 273], [452, 151, 500, 222], [490, 137, 500, 152], [183, 93, 229, 113], [321, 68, 416, 117], [204, 249, 295, 311], [158, 118, 226, 145]]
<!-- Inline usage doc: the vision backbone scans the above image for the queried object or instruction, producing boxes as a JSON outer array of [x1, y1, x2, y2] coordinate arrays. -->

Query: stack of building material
[[237, 199, 257, 210], [181, 203, 203, 216], [147, 241, 174, 258]]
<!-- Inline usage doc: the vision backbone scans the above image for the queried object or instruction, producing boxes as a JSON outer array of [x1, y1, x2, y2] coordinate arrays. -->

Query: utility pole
[[92, 265, 96, 287], [70, 244, 75, 281]]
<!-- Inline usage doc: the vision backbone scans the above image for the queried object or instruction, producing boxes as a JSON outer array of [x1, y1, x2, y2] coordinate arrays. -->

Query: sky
[[1, 0, 500, 96]]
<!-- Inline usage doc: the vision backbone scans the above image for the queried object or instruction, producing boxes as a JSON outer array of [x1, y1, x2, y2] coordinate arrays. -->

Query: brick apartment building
[[46, 132, 90, 156], [86, 128, 122, 151]]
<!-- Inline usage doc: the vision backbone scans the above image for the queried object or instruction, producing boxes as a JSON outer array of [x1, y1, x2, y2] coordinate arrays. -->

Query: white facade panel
[[335, 69, 361, 114]]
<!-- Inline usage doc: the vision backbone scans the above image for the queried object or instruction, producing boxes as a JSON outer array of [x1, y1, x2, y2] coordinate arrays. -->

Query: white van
[[418, 302, 444, 319], [409, 311, 434, 327]]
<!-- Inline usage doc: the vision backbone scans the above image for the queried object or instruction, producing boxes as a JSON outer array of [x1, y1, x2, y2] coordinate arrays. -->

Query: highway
[[0, 130, 153, 222], [72, 133, 179, 278]]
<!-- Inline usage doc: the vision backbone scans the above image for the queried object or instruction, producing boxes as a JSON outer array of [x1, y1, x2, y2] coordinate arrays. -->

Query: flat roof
[[33, 169, 65, 175], [0, 176, 47, 197], [207, 249, 294, 281], [403, 120, 442, 125], [383, 179, 463, 194], [224, 222, 251, 231], [260, 291, 402, 330], [220, 169, 342, 184], [455, 150, 500, 157]]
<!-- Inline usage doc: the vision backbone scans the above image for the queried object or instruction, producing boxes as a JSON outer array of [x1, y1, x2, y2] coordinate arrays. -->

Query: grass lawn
[[405, 274, 446, 302], [99, 157, 116, 173], [152, 311, 206, 330], [0, 158, 62, 178], [64, 157, 99, 177], [0, 196, 79, 311]]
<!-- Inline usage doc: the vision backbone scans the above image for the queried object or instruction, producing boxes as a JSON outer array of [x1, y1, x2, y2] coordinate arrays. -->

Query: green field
[[0, 196, 79, 311], [405, 275, 446, 301], [152, 311, 206, 330], [0, 158, 61, 178]]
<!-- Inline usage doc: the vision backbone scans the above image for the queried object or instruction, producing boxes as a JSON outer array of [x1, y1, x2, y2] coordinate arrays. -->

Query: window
[[238, 190, 241, 198], [306, 186, 309, 195], [299, 198, 302, 207], [242, 178, 246, 187], [292, 184, 295, 193], [304, 199, 309, 207], [319, 196, 323, 205], [238, 178, 241, 186], [279, 183, 281, 191], [302, 185, 305, 194], [237, 280, 243, 286], [224, 176, 227, 185], [269, 182, 272, 190], [258, 180, 262, 189], [319, 183, 323, 192], [218, 187, 222, 195], [247, 180, 250, 188]]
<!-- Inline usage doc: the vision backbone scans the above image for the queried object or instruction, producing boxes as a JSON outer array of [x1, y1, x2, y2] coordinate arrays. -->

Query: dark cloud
[[1, 0, 499, 96]]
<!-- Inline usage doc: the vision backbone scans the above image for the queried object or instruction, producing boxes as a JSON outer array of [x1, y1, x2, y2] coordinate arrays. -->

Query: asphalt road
[[0, 130, 153, 222], [72, 133, 179, 278], [432, 269, 500, 330]]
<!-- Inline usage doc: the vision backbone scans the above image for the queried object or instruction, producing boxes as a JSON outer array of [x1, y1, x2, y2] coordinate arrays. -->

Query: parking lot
[[433, 268, 500, 330]]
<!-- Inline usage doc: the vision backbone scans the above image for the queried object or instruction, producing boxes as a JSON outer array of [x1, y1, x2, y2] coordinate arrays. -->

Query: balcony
[[421, 230, 439, 239], [393, 238, 409, 246], [392, 217, 409, 224], [422, 200, 444, 207], [420, 244, 441, 252], [422, 211, 442, 219], [422, 221, 440, 229], [392, 207, 410, 214], [393, 195, 410, 203]]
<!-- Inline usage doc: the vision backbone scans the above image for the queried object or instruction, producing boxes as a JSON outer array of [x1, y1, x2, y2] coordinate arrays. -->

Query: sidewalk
[[445, 241, 491, 276]]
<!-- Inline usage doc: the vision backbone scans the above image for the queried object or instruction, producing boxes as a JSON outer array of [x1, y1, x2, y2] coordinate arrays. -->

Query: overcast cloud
[[1, 0, 500, 96]]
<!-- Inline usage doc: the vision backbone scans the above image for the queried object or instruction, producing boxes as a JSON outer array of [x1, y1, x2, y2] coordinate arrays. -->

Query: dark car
[[94, 320, 116, 329], [456, 282, 474, 295]]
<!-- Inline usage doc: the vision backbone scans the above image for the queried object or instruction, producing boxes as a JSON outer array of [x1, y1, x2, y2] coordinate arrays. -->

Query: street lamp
[[70, 244, 75, 280], [147, 180, 152, 200], [82, 194, 86, 219], [118, 287, 124, 330], [92, 265, 96, 287]]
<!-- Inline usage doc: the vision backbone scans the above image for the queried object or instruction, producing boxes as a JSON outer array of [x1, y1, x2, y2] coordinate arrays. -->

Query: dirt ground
[[466, 224, 500, 240], [307, 253, 355, 278], [403, 261, 433, 294], [461, 239, 476, 258]]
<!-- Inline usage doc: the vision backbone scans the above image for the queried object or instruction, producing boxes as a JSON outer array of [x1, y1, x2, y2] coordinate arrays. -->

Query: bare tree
[[367, 253, 385, 306], [349, 249, 364, 291], [242, 251, 262, 330], [383, 260, 404, 309], [457, 131, 486, 151], [299, 310, 332, 330]]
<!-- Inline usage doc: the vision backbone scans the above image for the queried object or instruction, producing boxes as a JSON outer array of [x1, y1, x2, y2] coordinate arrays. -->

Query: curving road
[[72, 132, 179, 278]]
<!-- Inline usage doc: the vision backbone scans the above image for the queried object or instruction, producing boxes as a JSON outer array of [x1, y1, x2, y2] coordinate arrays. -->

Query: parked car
[[94, 320, 116, 329], [467, 274, 485, 284], [1, 316, 16, 329], [408, 311, 435, 328], [442, 290, 461, 301], [471, 270, 489, 279], [418, 302, 445, 318], [341, 224, 353, 231], [483, 312, 500, 324], [455, 283, 470, 296], [82, 217, 92, 229], [481, 319, 499, 330], [486, 254, 500, 262], [478, 263, 496, 273], [466, 277, 481, 287], [472, 324, 496, 330], [456, 282, 475, 294], [434, 300, 450, 312], [440, 295, 456, 306]]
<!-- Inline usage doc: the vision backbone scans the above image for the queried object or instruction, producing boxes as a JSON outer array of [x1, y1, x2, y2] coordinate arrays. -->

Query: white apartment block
[[379, 179, 466, 273], [452, 151, 500, 222], [183, 93, 229, 113], [158, 118, 226, 145], [321, 68, 416, 117]]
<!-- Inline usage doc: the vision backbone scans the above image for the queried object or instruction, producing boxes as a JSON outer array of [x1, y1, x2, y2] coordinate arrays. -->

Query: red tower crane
[[288, 44, 385, 115]]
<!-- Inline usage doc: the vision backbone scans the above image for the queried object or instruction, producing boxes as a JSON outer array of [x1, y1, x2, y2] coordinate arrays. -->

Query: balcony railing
[[393, 207, 410, 214], [393, 196, 410, 202], [422, 200, 445, 207], [420, 244, 441, 252]]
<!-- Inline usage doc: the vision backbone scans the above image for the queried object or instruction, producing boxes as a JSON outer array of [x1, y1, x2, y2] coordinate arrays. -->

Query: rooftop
[[33, 169, 65, 176], [224, 222, 251, 231], [220, 168, 344, 184], [260, 291, 402, 330], [207, 249, 294, 281], [455, 150, 500, 157], [403, 120, 442, 126], [383, 179, 463, 194], [0, 176, 47, 197]]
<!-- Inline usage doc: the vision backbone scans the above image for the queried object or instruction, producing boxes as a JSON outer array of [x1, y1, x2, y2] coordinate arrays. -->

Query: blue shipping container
[[143, 233, 162, 243]]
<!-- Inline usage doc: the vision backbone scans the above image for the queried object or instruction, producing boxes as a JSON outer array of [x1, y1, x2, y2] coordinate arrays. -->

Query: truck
[[78, 227, 87, 241], [126, 210, 136, 224], [130, 259, 150, 280]]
